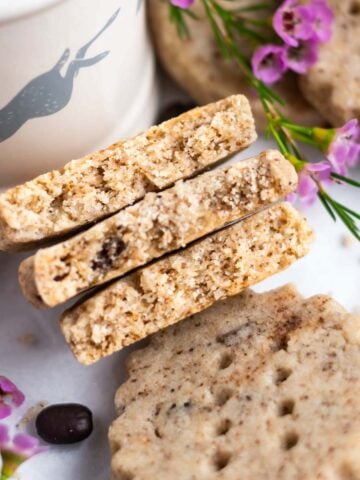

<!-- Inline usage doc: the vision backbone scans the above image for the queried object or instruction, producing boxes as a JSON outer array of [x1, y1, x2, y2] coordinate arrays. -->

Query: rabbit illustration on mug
[[0, 7, 120, 143]]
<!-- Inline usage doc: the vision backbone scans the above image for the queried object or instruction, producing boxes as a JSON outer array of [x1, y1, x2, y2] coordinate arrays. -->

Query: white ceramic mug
[[0, 0, 158, 188]]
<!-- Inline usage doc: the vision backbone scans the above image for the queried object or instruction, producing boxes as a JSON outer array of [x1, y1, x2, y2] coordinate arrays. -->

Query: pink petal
[[307, 161, 332, 179], [339, 119, 360, 139], [0, 377, 18, 394], [285, 40, 318, 74], [297, 172, 318, 205], [347, 145, 360, 166], [11, 390, 25, 407], [0, 424, 10, 446], [13, 433, 39, 452], [252, 44, 287, 84], [310, 0, 334, 43], [0, 376, 25, 409], [327, 119, 360, 173], [273, 0, 315, 47], [0, 403, 12, 419], [171, 0, 194, 8], [285, 192, 297, 204]]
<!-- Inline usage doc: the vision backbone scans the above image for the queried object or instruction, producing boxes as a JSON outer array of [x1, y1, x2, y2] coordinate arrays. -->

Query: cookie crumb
[[17, 333, 38, 346], [341, 235, 354, 248], [16, 401, 48, 429]]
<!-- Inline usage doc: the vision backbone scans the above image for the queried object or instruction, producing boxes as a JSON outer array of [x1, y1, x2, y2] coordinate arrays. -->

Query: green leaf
[[331, 199, 360, 221], [318, 192, 336, 222], [202, 0, 230, 57], [232, 21, 269, 43], [328, 196, 360, 240], [331, 172, 360, 188], [182, 8, 198, 19], [168, 3, 198, 38], [234, 2, 274, 12]]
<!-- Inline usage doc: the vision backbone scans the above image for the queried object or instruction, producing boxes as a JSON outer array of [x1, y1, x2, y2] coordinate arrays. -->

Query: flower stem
[[0, 451, 26, 480]]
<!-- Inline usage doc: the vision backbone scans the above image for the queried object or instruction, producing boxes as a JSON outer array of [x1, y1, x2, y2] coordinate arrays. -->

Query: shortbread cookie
[[148, 0, 324, 131], [299, 0, 360, 126], [20, 150, 297, 308], [0, 95, 256, 251], [60, 203, 313, 365], [109, 284, 360, 480]]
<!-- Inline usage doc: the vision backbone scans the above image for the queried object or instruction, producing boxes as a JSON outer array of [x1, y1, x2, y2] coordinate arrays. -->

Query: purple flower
[[273, 0, 314, 47], [294, 161, 332, 205], [252, 44, 287, 84], [327, 119, 360, 174], [0, 425, 46, 456], [285, 192, 297, 204], [0, 377, 25, 420], [0, 424, 9, 447], [0, 424, 47, 479], [170, 0, 194, 8], [308, 160, 332, 182], [297, 171, 318, 205], [285, 40, 318, 73], [310, 0, 334, 43]]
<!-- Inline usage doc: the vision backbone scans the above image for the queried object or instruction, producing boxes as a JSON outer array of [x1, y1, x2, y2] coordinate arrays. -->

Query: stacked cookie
[[0, 95, 313, 363]]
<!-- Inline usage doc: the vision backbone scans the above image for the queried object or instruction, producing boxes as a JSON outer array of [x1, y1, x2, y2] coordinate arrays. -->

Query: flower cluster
[[252, 0, 334, 84], [284, 119, 360, 204], [0, 377, 25, 420], [0, 376, 46, 480]]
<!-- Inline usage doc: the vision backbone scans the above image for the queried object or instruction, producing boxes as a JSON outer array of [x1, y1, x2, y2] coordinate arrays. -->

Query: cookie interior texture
[[110, 284, 360, 480], [300, 0, 360, 126], [20, 150, 297, 308], [148, 0, 325, 131], [0, 95, 256, 251], [60, 203, 313, 365]]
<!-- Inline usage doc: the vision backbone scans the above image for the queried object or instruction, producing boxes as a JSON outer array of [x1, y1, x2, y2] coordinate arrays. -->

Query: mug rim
[[0, 0, 68, 25]]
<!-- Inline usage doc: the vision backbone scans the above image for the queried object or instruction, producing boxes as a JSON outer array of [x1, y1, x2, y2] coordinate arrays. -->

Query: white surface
[[0, 138, 359, 479]]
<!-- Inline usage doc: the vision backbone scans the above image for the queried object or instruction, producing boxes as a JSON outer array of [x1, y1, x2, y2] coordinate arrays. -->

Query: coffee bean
[[35, 403, 93, 444]]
